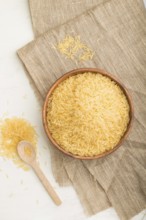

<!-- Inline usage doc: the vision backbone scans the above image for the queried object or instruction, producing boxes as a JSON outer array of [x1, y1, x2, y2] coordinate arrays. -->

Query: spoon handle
[[31, 161, 62, 206]]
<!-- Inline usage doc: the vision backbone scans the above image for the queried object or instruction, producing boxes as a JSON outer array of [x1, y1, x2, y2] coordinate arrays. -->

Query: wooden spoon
[[17, 140, 62, 206]]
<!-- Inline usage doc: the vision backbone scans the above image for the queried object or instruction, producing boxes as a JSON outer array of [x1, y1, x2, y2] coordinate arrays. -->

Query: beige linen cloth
[[18, 0, 146, 219], [29, 0, 108, 36]]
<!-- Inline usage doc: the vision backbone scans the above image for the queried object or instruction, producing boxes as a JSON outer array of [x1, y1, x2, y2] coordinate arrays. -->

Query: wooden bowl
[[42, 68, 133, 160]]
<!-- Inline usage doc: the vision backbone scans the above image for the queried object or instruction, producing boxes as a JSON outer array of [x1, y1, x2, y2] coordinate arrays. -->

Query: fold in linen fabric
[[29, 0, 109, 36], [18, 0, 146, 219]]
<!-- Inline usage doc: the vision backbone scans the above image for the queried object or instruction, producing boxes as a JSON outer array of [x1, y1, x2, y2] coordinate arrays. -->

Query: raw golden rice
[[0, 117, 37, 170], [57, 35, 94, 61], [47, 72, 130, 157]]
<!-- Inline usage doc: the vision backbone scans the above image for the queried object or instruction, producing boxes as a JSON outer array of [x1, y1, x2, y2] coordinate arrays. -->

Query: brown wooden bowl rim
[[42, 68, 134, 160]]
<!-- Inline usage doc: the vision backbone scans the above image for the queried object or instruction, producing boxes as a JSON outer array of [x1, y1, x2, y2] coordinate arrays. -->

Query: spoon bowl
[[17, 141, 36, 164]]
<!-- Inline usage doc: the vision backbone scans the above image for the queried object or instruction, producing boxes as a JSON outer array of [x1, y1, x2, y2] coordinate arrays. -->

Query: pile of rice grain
[[47, 72, 130, 157], [0, 117, 37, 170]]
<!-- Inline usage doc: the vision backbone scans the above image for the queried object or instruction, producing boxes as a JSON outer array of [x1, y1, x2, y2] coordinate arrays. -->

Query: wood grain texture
[[18, 0, 146, 219]]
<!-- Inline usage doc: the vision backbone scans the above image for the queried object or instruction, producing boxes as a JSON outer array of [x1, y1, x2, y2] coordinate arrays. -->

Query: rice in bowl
[[46, 72, 130, 157]]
